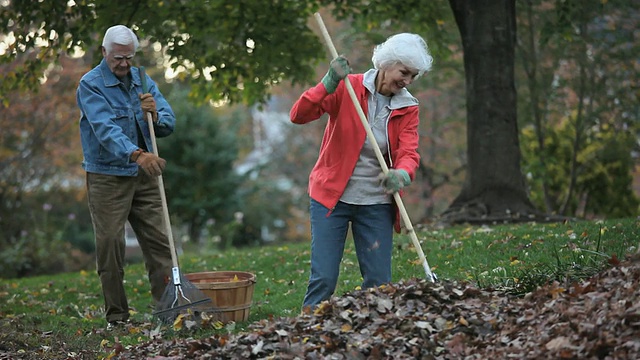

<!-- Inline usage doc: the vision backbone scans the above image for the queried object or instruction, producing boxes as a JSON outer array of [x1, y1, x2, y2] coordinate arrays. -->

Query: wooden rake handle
[[140, 67, 180, 272], [313, 13, 437, 282]]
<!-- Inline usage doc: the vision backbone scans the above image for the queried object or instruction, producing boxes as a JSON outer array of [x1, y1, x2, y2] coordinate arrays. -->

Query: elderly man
[[76, 24, 175, 330]]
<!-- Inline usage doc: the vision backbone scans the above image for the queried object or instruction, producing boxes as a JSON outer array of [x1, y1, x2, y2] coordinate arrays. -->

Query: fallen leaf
[[545, 336, 570, 351]]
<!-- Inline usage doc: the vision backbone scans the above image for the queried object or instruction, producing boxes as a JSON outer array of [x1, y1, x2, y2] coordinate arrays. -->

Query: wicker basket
[[184, 271, 256, 323]]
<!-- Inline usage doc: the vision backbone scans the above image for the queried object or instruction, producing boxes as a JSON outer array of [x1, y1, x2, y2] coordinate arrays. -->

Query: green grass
[[0, 218, 637, 358]]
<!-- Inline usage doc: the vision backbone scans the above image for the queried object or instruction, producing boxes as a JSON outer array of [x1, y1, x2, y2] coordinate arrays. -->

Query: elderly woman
[[290, 33, 433, 309]]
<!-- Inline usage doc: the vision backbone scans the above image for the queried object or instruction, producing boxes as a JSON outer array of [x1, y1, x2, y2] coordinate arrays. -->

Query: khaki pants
[[86, 172, 173, 323]]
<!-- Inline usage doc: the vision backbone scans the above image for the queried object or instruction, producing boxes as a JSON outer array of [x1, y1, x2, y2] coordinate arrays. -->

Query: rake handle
[[140, 67, 180, 277], [313, 13, 436, 282]]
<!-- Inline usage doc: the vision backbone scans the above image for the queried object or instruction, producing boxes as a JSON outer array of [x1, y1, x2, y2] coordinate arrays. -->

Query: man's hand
[[135, 151, 166, 177], [379, 169, 411, 194], [139, 93, 157, 122], [321, 55, 351, 94]]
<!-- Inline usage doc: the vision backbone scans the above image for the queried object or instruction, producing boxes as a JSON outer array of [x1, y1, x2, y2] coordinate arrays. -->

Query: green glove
[[321, 55, 350, 94], [380, 169, 411, 194]]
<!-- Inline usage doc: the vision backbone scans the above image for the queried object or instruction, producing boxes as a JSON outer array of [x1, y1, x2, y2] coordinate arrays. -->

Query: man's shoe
[[106, 320, 129, 331]]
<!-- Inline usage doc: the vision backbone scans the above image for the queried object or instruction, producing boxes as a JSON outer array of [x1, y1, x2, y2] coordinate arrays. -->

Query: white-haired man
[[76, 25, 175, 330]]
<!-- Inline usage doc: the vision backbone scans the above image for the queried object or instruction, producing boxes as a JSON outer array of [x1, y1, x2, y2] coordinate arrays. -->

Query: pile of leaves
[[117, 257, 640, 359]]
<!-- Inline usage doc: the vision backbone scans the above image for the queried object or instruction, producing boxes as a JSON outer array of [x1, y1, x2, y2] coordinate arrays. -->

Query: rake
[[313, 13, 437, 283], [139, 66, 213, 322]]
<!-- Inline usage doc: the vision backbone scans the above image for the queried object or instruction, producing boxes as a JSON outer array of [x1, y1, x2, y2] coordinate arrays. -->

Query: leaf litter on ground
[[115, 255, 640, 359]]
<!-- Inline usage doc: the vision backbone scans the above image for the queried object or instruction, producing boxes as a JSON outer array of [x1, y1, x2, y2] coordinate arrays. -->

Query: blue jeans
[[302, 199, 394, 308]]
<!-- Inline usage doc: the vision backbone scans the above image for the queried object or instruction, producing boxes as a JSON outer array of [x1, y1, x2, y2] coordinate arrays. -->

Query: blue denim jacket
[[77, 59, 176, 176]]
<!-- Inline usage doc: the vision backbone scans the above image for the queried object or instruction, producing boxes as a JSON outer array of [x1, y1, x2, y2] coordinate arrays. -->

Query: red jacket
[[290, 73, 421, 232]]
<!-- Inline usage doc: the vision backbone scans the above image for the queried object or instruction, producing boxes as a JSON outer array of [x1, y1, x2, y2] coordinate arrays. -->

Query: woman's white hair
[[102, 25, 139, 54], [371, 33, 433, 77]]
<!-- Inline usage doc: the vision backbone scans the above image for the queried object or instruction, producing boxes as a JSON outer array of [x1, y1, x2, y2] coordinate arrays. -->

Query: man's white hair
[[102, 25, 139, 54], [371, 33, 433, 77]]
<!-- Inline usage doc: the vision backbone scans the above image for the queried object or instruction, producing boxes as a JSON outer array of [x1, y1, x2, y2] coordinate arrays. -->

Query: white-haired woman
[[290, 33, 433, 309]]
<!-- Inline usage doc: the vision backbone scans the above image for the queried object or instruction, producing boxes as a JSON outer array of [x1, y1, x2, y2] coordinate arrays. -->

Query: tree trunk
[[442, 0, 546, 224]]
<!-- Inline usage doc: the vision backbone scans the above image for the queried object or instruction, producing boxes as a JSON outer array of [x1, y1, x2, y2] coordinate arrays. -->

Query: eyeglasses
[[112, 54, 135, 61]]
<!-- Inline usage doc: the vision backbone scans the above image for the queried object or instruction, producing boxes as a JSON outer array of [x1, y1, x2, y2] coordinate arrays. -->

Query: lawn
[[0, 218, 637, 359]]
